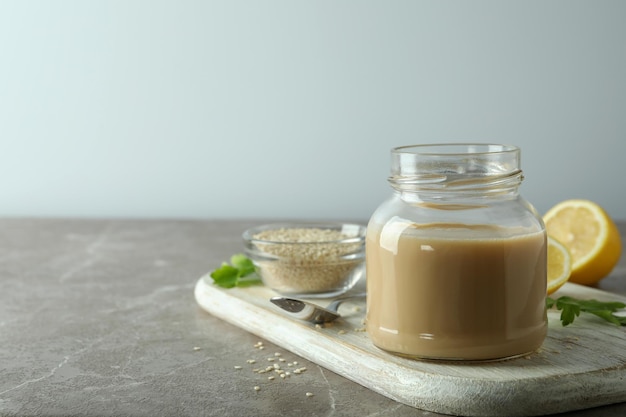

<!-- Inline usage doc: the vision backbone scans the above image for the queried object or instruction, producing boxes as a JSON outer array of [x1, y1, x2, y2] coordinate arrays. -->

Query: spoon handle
[[326, 292, 367, 311]]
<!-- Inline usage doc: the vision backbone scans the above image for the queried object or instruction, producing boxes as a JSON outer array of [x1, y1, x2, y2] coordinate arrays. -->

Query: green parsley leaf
[[209, 254, 262, 288], [230, 254, 255, 276], [546, 296, 626, 327], [209, 263, 240, 288]]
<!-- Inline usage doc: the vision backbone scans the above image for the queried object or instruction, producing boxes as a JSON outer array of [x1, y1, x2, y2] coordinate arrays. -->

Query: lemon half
[[544, 199, 622, 286], [547, 236, 572, 295]]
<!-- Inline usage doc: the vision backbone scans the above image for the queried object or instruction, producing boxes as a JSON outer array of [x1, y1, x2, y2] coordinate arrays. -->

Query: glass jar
[[365, 144, 547, 361]]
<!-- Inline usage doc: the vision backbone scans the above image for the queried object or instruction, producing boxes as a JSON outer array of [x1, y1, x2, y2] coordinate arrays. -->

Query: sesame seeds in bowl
[[243, 223, 366, 298]]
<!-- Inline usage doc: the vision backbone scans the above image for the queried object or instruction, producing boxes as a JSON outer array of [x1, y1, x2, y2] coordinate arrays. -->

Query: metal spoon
[[270, 292, 366, 324]]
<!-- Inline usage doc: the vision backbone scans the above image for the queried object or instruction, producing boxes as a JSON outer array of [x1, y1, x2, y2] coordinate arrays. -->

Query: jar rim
[[392, 143, 519, 156], [388, 143, 523, 193]]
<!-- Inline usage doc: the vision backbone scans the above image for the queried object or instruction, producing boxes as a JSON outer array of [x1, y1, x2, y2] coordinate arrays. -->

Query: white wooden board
[[194, 276, 626, 417]]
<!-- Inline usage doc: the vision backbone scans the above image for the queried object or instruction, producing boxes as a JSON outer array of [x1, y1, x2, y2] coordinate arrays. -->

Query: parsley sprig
[[547, 296, 626, 326], [209, 254, 262, 288]]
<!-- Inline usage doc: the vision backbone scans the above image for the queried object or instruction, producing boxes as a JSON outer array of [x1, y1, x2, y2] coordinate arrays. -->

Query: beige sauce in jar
[[366, 222, 547, 361]]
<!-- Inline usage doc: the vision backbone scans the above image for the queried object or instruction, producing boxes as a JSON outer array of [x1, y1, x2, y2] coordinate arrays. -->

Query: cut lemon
[[543, 199, 622, 286], [547, 236, 571, 295]]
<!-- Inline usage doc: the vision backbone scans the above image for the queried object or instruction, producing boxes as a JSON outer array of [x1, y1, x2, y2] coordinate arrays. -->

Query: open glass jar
[[365, 144, 547, 361]]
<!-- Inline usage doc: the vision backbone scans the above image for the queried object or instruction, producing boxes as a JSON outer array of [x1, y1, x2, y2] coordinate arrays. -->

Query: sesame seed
[[247, 359, 256, 364], [306, 392, 314, 397], [254, 386, 261, 391], [274, 352, 282, 357], [234, 366, 243, 370], [268, 376, 275, 380], [193, 346, 202, 351]]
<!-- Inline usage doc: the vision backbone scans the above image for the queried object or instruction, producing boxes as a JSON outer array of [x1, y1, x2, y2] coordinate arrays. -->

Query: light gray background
[[2, 1, 625, 221]]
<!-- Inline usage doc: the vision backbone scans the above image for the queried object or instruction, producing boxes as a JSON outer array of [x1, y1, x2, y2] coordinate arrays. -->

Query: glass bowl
[[243, 222, 366, 298]]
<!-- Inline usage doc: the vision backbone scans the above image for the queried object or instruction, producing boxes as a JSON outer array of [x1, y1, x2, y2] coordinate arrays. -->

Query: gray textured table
[[1, 218, 625, 417]]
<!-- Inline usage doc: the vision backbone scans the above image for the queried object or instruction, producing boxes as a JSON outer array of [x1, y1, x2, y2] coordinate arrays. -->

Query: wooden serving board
[[194, 276, 626, 417]]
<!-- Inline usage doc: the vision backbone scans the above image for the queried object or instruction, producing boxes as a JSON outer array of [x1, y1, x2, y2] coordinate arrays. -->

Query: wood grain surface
[[195, 277, 626, 417]]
